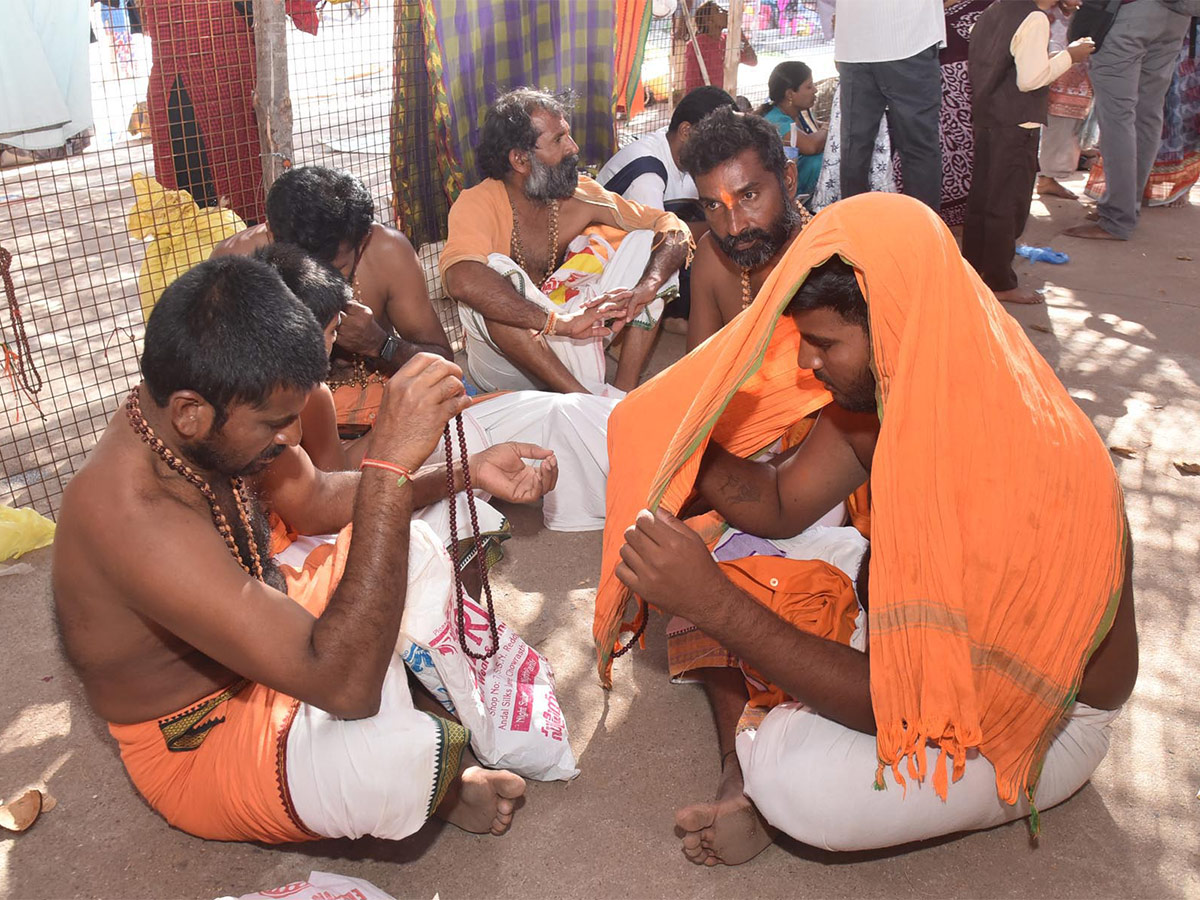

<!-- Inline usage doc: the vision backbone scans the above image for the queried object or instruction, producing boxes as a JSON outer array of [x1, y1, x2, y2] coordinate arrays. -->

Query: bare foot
[[1063, 223, 1123, 241], [675, 754, 774, 866], [1036, 176, 1077, 199], [994, 288, 1045, 305], [437, 764, 526, 836]]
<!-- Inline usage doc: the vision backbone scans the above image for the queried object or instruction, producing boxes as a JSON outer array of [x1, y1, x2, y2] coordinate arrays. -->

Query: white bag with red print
[[396, 532, 578, 782]]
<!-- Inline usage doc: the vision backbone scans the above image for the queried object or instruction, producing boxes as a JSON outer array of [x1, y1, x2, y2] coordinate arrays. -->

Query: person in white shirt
[[833, 0, 947, 210], [597, 85, 736, 324], [598, 85, 735, 227]]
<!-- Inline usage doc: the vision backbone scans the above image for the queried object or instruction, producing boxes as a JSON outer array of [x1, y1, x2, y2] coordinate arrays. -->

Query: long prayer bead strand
[[443, 414, 500, 660]]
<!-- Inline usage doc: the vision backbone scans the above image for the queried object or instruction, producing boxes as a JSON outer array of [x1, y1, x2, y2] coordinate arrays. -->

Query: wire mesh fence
[[0, 0, 432, 517], [617, 0, 834, 147], [0, 0, 833, 518]]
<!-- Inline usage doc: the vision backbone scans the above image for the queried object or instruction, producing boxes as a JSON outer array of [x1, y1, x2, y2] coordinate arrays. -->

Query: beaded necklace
[[125, 386, 265, 581], [509, 198, 560, 286], [441, 416, 499, 660]]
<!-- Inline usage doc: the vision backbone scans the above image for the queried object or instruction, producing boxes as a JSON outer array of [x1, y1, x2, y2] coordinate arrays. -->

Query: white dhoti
[[283, 520, 471, 840], [424, 391, 619, 532], [458, 229, 675, 395], [738, 682, 1119, 852]]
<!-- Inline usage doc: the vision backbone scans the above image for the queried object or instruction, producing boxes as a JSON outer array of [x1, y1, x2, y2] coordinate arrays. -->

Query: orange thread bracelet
[[360, 457, 415, 487]]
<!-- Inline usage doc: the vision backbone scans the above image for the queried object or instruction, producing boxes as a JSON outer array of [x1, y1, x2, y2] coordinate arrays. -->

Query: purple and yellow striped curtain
[[391, 0, 617, 247]]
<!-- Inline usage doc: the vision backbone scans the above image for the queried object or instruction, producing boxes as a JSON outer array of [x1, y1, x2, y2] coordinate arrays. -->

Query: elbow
[[323, 686, 382, 720]]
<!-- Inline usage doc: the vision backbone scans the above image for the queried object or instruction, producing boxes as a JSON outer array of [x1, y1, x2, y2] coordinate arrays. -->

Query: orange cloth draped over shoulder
[[594, 193, 1126, 808]]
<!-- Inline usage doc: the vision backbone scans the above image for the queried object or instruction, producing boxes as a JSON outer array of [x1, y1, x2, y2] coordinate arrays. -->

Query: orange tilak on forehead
[[719, 189, 736, 210]]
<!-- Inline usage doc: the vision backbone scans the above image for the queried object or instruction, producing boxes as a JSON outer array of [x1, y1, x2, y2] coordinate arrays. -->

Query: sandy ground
[[2, 180, 1199, 900]]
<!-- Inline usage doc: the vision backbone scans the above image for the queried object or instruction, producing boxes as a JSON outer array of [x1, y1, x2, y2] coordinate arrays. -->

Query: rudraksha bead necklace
[[125, 386, 265, 581], [443, 415, 500, 660]]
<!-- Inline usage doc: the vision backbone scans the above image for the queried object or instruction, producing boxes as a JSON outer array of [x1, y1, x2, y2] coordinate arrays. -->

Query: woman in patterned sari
[[937, 0, 998, 227]]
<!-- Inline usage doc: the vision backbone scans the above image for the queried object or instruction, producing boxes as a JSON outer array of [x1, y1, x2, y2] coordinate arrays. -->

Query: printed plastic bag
[[0, 505, 55, 561], [220, 870, 397, 900], [398, 537, 579, 782]]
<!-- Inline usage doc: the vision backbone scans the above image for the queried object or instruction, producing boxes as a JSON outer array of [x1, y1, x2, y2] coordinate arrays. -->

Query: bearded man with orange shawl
[[597, 192, 1137, 863]]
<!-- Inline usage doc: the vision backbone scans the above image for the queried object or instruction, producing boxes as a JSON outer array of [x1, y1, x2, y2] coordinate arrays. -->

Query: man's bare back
[[212, 223, 452, 369]]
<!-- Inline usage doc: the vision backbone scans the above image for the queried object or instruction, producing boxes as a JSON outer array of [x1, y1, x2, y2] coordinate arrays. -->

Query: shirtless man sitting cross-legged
[[603, 193, 1138, 864], [53, 256, 563, 844]]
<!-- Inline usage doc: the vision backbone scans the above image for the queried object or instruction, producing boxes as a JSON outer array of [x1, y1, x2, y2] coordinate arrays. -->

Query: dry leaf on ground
[[1174, 461, 1200, 476], [1028, 323, 1053, 333], [0, 789, 43, 833], [1177, 255, 1193, 261], [1109, 446, 1138, 459]]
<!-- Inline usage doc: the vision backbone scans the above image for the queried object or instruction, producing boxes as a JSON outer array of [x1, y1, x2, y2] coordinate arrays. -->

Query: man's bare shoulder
[[365, 225, 421, 272], [692, 232, 736, 278], [56, 425, 204, 574], [210, 223, 270, 258], [820, 404, 881, 471], [370, 223, 416, 252]]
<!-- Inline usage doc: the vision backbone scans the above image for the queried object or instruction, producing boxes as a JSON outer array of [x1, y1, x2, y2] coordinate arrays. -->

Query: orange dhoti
[[108, 519, 469, 843]]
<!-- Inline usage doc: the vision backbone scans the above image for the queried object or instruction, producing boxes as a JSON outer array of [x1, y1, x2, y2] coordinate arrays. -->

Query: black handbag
[[1067, 0, 1127, 49]]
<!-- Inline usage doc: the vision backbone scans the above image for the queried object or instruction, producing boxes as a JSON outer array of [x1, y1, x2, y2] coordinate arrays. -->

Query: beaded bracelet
[[360, 457, 415, 487]]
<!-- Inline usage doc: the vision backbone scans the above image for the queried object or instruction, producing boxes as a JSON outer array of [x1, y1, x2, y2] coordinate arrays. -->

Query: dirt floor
[[2, 179, 1199, 899]]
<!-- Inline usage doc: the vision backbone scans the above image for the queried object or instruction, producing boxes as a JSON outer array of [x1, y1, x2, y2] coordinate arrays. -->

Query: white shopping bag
[[222, 870, 397, 900], [399, 523, 579, 782]]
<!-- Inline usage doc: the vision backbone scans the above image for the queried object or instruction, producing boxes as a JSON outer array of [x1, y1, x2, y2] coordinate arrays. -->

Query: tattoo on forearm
[[720, 471, 761, 505]]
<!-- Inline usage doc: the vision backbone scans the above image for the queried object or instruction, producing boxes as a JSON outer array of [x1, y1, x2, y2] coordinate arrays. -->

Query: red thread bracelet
[[360, 457, 415, 485]]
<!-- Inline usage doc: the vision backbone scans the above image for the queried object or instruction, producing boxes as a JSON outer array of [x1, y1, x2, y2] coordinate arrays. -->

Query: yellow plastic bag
[[0, 505, 55, 561], [128, 173, 246, 322]]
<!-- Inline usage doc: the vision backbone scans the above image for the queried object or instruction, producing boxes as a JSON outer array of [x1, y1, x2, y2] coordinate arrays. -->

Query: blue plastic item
[[1016, 244, 1069, 264]]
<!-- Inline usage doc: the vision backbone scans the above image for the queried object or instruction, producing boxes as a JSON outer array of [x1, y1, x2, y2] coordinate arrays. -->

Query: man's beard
[[182, 435, 286, 477], [815, 369, 878, 414], [716, 185, 801, 269], [525, 153, 580, 202]]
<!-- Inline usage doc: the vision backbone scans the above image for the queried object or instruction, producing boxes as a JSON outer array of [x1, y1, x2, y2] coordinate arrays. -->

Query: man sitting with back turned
[[440, 88, 692, 396], [679, 107, 812, 351], [597, 193, 1136, 864], [53, 256, 562, 844], [212, 166, 452, 433]]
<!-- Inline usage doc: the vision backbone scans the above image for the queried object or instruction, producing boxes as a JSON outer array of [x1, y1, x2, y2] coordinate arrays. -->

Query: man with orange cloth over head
[[596, 192, 1137, 864]]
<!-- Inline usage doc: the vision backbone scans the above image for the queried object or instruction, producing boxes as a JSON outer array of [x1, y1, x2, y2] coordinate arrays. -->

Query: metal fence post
[[253, 0, 294, 194], [723, 0, 745, 96]]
